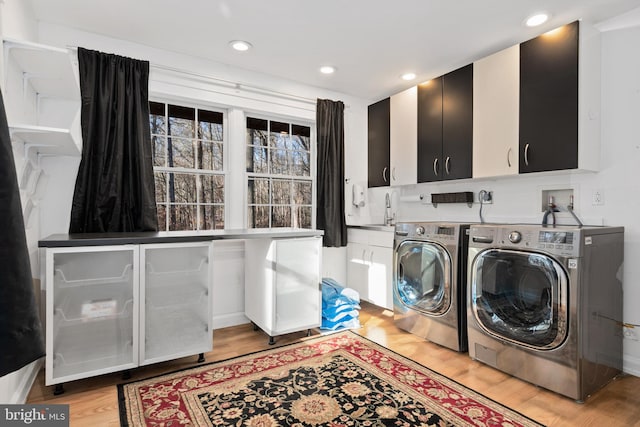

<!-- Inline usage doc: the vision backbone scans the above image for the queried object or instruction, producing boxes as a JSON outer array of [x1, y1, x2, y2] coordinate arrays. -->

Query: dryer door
[[470, 249, 568, 350], [395, 240, 451, 315]]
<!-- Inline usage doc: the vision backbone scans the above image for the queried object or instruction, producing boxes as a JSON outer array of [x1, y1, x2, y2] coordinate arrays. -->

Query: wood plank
[[28, 301, 640, 426]]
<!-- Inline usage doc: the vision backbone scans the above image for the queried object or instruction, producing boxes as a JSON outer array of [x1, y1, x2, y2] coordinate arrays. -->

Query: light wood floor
[[28, 301, 640, 426]]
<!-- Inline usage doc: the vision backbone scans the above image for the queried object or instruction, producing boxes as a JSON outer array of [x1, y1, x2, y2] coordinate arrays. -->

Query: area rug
[[118, 331, 544, 426]]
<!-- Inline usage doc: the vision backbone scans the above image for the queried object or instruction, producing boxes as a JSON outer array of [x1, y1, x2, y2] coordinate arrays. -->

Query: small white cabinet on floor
[[44, 242, 213, 388], [245, 236, 322, 344], [346, 228, 394, 310]]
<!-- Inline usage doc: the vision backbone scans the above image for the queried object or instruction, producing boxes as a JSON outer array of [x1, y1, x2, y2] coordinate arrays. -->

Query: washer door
[[470, 249, 568, 350], [395, 240, 451, 315]]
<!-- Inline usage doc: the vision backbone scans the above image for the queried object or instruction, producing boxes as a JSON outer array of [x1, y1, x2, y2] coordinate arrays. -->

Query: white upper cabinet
[[390, 86, 417, 186], [473, 45, 519, 178]]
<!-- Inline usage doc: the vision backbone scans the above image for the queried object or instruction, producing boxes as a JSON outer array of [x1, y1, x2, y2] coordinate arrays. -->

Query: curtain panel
[[316, 99, 347, 247], [69, 48, 157, 233], [0, 89, 45, 376]]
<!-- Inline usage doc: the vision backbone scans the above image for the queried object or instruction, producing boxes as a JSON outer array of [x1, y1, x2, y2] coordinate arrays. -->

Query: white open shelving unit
[[3, 37, 81, 226], [3, 38, 81, 157]]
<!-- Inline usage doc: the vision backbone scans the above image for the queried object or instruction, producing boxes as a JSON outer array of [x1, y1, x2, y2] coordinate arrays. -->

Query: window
[[150, 101, 224, 231], [246, 117, 313, 229]]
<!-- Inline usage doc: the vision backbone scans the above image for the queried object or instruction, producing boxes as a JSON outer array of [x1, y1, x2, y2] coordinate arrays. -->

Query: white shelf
[[54, 263, 133, 288], [3, 38, 79, 100], [143, 309, 209, 364], [22, 198, 36, 229], [52, 315, 135, 382], [146, 282, 207, 309], [10, 124, 81, 157], [54, 282, 133, 324]]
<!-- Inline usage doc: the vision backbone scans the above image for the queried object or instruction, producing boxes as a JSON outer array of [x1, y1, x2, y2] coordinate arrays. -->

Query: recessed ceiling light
[[526, 13, 549, 27], [401, 73, 416, 81], [320, 66, 336, 74], [229, 40, 252, 51]]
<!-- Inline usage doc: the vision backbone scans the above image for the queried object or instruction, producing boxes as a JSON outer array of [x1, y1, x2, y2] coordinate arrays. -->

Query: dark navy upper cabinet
[[519, 21, 579, 173], [367, 97, 391, 187], [417, 64, 473, 182]]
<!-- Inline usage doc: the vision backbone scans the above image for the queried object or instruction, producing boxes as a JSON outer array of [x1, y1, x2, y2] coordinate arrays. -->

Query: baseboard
[[10, 359, 43, 404], [623, 354, 640, 377], [212, 312, 249, 330]]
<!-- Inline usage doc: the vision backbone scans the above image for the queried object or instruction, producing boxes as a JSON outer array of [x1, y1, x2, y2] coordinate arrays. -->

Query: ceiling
[[28, 0, 640, 101]]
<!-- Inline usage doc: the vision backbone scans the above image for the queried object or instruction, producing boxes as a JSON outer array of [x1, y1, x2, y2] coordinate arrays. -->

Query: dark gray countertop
[[347, 224, 395, 232], [38, 228, 324, 247]]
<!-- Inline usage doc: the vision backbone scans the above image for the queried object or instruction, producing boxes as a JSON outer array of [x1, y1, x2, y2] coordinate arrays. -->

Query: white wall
[[34, 22, 362, 326], [36, 22, 369, 242], [355, 21, 640, 376]]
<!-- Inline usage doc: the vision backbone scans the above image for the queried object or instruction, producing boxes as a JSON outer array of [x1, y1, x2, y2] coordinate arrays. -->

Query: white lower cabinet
[[45, 242, 213, 389], [245, 237, 322, 344], [346, 228, 394, 310], [45, 245, 139, 387], [140, 242, 213, 366]]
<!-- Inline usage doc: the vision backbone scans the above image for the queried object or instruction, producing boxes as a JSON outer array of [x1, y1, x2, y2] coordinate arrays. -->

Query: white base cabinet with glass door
[[140, 242, 213, 366], [245, 237, 322, 345], [45, 241, 213, 393], [45, 245, 139, 392]]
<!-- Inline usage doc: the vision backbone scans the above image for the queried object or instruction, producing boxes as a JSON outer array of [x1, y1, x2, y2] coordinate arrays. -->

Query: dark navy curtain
[[0, 89, 45, 377], [316, 99, 347, 247], [69, 48, 157, 233]]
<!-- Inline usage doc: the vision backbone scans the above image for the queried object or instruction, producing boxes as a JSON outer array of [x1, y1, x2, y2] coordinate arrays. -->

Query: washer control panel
[[469, 225, 581, 257], [394, 222, 461, 242]]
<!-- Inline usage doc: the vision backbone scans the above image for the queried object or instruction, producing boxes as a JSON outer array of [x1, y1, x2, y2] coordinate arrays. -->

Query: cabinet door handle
[[392, 167, 396, 181], [433, 158, 439, 176], [369, 251, 374, 264], [362, 249, 366, 263], [445, 156, 451, 175], [507, 148, 512, 167], [524, 143, 530, 166], [382, 167, 388, 182]]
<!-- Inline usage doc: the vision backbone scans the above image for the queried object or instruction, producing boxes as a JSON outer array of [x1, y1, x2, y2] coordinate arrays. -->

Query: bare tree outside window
[[150, 101, 224, 231], [246, 117, 313, 229]]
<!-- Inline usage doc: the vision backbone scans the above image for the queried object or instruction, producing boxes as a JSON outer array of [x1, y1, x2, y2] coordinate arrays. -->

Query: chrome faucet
[[384, 192, 395, 226]]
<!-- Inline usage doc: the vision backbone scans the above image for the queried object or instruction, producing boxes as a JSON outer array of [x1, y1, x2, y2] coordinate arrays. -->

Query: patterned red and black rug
[[118, 331, 544, 426]]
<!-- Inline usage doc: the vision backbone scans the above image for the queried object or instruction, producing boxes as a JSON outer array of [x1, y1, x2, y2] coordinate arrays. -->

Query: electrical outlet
[[592, 189, 604, 206], [479, 190, 493, 204], [623, 325, 638, 341]]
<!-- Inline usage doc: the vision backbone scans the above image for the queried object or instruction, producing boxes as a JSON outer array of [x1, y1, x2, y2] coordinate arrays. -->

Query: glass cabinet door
[[140, 242, 212, 365], [395, 240, 451, 315], [470, 249, 568, 349], [46, 246, 138, 385]]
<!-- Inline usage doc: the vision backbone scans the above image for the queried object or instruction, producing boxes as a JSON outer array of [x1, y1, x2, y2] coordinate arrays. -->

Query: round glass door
[[470, 249, 568, 350], [395, 240, 451, 315]]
